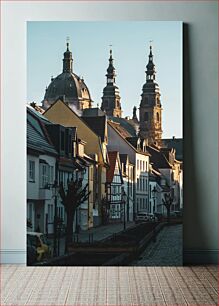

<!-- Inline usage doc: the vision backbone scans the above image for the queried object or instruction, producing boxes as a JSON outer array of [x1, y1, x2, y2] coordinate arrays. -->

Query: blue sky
[[27, 21, 182, 138]]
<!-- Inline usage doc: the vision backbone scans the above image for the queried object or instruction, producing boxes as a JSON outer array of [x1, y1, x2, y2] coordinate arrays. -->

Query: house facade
[[27, 106, 58, 234], [106, 151, 124, 222], [43, 99, 108, 226], [120, 154, 134, 222], [107, 121, 150, 220]]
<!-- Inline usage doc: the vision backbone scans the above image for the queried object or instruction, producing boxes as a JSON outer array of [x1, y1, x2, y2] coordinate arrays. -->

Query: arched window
[[144, 112, 149, 121], [156, 112, 159, 122]]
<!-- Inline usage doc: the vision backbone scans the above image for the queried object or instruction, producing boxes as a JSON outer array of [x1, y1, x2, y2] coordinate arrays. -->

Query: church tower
[[101, 49, 122, 118], [139, 45, 162, 145]]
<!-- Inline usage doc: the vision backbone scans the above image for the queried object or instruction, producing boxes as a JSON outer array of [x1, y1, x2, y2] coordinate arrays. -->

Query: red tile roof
[[107, 151, 119, 183]]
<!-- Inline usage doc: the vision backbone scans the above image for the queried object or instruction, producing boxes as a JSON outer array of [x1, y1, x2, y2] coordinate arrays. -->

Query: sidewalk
[[76, 221, 135, 242], [48, 221, 135, 257]]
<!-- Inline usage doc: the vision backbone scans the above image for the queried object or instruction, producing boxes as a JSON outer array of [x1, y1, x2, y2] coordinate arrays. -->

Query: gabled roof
[[126, 136, 150, 155], [107, 151, 123, 184], [108, 120, 150, 157], [27, 107, 58, 156], [147, 145, 172, 169], [82, 108, 105, 117], [82, 116, 107, 142], [108, 116, 137, 137], [126, 136, 139, 148], [162, 138, 183, 161], [108, 120, 132, 138]]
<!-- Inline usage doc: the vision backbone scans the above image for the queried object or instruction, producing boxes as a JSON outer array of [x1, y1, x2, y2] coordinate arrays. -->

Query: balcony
[[39, 187, 53, 200]]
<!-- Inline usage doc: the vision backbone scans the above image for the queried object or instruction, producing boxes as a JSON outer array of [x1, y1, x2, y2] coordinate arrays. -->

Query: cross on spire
[[149, 40, 153, 55], [66, 36, 70, 50]]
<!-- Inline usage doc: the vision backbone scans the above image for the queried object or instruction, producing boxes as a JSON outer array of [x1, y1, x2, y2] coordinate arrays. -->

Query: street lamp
[[152, 186, 157, 214], [121, 187, 127, 231], [75, 167, 86, 234], [51, 180, 59, 257]]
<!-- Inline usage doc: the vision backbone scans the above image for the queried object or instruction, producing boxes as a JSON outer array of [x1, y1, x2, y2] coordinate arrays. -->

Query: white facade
[[107, 123, 150, 219], [27, 154, 56, 234], [135, 153, 149, 214], [107, 159, 123, 220], [149, 181, 163, 214], [122, 162, 134, 222], [159, 164, 182, 212]]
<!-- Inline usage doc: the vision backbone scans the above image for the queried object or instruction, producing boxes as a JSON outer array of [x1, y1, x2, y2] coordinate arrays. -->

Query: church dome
[[42, 42, 92, 111]]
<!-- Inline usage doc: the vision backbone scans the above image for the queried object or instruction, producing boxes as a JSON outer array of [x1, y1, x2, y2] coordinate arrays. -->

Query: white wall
[[1, 1, 218, 263]]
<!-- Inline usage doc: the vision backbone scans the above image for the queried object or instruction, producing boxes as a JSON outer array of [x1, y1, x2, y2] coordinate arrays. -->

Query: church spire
[[146, 44, 156, 81], [63, 38, 73, 73], [139, 44, 162, 145], [132, 106, 138, 121], [101, 47, 122, 118], [106, 48, 116, 85]]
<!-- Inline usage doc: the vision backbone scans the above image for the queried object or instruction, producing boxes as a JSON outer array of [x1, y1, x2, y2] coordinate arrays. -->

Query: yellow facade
[[44, 99, 107, 226], [44, 99, 106, 163]]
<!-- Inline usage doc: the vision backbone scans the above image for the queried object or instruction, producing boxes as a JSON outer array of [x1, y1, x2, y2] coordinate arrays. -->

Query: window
[[140, 160, 142, 170], [157, 112, 159, 122], [137, 160, 139, 170], [27, 202, 33, 221], [48, 204, 54, 223], [144, 112, 149, 121], [59, 171, 64, 184], [29, 160, 35, 182], [58, 207, 64, 220], [48, 166, 54, 184], [113, 185, 116, 195], [42, 164, 48, 188], [61, 131, 65, 151], [68, 135, 72, 155], [143, 161, 145, 171]]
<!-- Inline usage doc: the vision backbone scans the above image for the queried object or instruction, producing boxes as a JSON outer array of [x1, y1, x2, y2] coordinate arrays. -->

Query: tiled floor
[[1, 265, 218, 305]]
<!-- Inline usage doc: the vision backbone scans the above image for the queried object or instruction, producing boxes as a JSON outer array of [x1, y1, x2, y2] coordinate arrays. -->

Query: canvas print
[[27, 21, 183, 266]]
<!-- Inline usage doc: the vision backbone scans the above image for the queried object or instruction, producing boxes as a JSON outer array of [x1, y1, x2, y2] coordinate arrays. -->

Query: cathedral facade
[[41, 42, 163, 147]]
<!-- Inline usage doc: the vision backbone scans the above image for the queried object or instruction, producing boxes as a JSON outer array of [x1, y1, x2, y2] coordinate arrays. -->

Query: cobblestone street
[[131, 224, 182, 266]]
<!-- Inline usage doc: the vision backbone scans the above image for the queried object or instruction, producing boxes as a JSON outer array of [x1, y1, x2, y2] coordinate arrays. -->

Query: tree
[[101, 196, 110, 225], [162, 192, 174, 223], [59, 177, 90, 253]]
